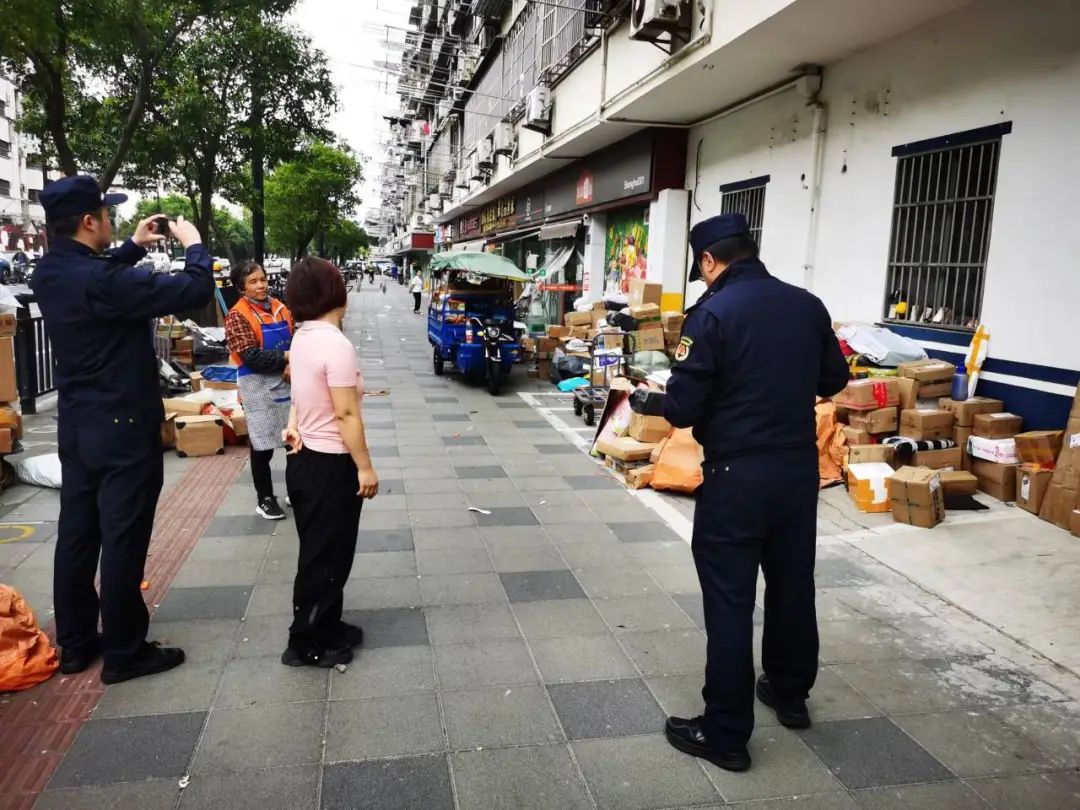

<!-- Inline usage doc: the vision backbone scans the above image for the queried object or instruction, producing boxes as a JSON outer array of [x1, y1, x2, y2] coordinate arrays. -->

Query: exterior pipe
[[802, 99, 827, 291]]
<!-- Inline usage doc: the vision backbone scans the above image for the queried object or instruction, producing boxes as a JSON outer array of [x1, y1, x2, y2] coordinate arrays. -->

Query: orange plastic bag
[[650, 428, 705, 494], [816, 401, 845, 489], [0, 585, 59, 692]]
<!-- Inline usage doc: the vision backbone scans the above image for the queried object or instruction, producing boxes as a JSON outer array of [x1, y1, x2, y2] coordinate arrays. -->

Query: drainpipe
[[802, 87, 827, 291]]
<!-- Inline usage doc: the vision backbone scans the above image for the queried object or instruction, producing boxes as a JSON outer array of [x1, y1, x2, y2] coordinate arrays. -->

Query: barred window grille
[[883, 125, 1008, 331], [719, 176, 768, 248], [0, 180, 10, 197], [0, 140, 10, 159]]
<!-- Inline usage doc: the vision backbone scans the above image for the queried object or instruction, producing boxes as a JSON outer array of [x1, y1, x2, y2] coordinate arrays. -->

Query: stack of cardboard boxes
[[157, 317, 195, 366], [594, 410, 672, 487], [1038, 389, 1080, 536], [0, 314, 22, 455]]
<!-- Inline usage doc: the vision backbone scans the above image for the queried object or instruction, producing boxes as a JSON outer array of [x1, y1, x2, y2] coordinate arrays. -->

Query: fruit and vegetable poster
[[605, 209, 649, 295]]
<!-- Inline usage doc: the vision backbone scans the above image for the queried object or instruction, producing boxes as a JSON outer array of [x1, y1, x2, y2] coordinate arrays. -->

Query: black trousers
[[693, 448, 819, 748], [250, 447, 274, 501], [413, 291, 422, 312], [55, 419, 163, 667], [285, 448, 362, 651]]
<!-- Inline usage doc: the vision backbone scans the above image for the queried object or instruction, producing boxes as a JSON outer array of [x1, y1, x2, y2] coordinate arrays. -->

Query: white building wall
[[685, 0, 1080, 376]]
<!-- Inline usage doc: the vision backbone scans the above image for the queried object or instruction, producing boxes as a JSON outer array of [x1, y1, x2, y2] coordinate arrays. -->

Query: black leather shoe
[[281, 643, 353, 669], [756, 675, 811, 729], [664, 716, 751, 772], [101, 642, 185, 685], [59, 637, 102, 675], [331, 621, 364, 649]]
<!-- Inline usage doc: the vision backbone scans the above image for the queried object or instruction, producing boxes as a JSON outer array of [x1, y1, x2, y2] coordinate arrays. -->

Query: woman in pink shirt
[[280, 257, 379, 668]]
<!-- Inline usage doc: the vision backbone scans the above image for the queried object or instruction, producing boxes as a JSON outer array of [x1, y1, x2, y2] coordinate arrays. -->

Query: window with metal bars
[[883, 123, 1009, 331], [719, 175, 768, 248], [0, 180, 10, 197], [0, 140, 10, 159]]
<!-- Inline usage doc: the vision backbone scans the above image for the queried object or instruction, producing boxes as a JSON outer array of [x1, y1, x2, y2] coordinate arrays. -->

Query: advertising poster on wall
[[605, 209, 649, 295]]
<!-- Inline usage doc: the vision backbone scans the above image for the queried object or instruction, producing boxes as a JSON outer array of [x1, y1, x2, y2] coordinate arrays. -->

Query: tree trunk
[[250, 79, 265, 264]]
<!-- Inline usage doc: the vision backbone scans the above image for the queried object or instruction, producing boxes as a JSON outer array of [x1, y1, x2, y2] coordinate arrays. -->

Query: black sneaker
[[257, 496, 286, 521], [281, 643, 353, 669], [756, 675, 811, 729], [101, 642, 185, 685], [330, 621, 364, 649], [59, 635, 103, 675], [664, 716, 751, 772]]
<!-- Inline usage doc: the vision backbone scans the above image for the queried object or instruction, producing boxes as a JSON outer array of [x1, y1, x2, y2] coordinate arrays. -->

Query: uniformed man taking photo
[[32, 176, 214, 684], [631, 213, 849, 771]]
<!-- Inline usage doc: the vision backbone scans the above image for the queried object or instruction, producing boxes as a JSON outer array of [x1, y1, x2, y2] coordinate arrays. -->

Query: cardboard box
[[629, 303, 662, 325], [895, 377, 918, 411], [953, 425, 972, 448], [1040, 482, 1079, 530], [629, 413, 672, 444], [898, 359, 955, 398], [848, 444, 895, 466], [847, 462, 894, 513], [188, 371, 204, 392], [175, 414, 224, 457], [162, 396, 206, 416], [569, 326, 591, 340], [661, 312, 685, 333], [595, 435, 657, 462], [842, 425, 873, 446], [629, 279, 662, 308], [633, 329, 666, 352], [0, 337, 15, 403], [889, 466, 945, 528], [0, 313, 16, 337], [899, 409, 955, 441], [1016, 467, 1052, 514], [1071, 509, 1080, 538], [940, 470, 978, 496], [546, 325, 570, 339], [938, 397, 1005, 427], [1014, 431, 1064, 466], [0, 406, 21, 439], [156, 322, 186, 338], [536, 358, 551, 380], [161, 413, 177, 449], [0, 426, 12, 454], [833, 378, 900, 411], [971, 459, 1018, 502], [973, 412, 1023, 439], [626, 464, 655, 490], [564, 310, 594, 328], [913, 446, 964, 471], [204, 380, 238, 392], [231, 409, 248, 438], [967, 436, 1019, 464], [848, 407, 898, 435]]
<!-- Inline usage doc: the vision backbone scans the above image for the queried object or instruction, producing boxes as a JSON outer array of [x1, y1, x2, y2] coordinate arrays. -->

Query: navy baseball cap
[[41, 175, 127, 222], [688, 213, 749, 281]]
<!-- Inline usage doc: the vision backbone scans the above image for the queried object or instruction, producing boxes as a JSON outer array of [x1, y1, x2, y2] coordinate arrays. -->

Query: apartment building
[[377, 0, 1079, 425], [0, 77, 50, 253]]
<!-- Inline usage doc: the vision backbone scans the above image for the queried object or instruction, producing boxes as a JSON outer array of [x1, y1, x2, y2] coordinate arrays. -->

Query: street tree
[[324, 218, 370, 265], [117, 194, 252, 260], [265, 142, 363, 261]]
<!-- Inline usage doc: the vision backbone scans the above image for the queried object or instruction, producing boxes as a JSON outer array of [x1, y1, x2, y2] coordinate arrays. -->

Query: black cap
[[40, 175, 127, 222], [688, 213, 749, 282]]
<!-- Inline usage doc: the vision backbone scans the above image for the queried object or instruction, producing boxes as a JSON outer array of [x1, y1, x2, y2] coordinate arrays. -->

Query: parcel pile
[[0, 313, 23, 459], [161, 372, 247, 459]]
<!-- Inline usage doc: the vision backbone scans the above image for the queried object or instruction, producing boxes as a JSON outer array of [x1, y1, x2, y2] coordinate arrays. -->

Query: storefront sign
[[460, 215, 481, 237], [537, 283, 580, 293], [480, 195, 517, 233], [576, 171, 594, 205], [545, 132, 655, 218]]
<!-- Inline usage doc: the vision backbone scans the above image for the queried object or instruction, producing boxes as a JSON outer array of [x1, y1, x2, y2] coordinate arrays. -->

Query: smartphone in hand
[[154, 216, 171, 238]]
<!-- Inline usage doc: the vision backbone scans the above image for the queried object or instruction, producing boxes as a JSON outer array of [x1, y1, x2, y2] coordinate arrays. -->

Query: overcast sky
[[291, 0, 409, 225]]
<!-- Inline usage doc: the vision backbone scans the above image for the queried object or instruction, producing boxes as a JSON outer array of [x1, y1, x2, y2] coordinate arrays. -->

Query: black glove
[[629, 388, 667, 416]]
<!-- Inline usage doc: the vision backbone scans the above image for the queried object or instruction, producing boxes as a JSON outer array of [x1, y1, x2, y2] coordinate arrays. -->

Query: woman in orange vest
[[225, 261, 294, 520]]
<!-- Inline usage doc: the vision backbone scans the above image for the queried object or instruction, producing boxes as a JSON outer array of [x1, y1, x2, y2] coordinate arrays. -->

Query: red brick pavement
[[0, 449, 247, 810]]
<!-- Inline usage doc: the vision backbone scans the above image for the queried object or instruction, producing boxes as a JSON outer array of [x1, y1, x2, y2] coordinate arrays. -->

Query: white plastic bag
[[13, 454, 62, 489], [0, 285, 23, 315], [835, 323, 927, 367]]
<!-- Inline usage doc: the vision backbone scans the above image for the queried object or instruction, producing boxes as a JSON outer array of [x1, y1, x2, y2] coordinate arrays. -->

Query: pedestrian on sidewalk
[[634, 213, 849, 771], [31, 176, 214, 684], [225, 261, 294, 521], [409, 272, 423, 313], [281, 257, 379, 668]]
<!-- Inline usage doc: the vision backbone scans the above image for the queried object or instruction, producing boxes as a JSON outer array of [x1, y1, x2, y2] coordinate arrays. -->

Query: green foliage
[[117, 194, 252, 258], [323, 218, 370, 264]]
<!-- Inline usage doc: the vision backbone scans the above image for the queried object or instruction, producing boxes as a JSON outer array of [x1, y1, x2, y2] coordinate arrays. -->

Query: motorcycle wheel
[[583, 403, 595, 427], [573, 398, 583, 416], [487, 360, 503, 396], [433, 347, 445, 376]]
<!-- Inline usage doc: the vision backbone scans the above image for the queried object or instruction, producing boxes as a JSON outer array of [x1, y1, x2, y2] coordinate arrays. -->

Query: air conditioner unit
[[468, 152, 483, 181], [437, 98, 452, 121], [630, 0, 690, 41], [440, 176, 454, 197], [493, 122, 515, 156], [522, 86, 552, 135], [456, 163, 472, 189], [476, 138, 494, 169], [428, 193, 442, 210], [459, 54, 478, 83]]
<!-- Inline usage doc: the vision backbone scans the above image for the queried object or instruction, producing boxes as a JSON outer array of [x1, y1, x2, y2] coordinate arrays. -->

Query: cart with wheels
[[572, 331, 633, 427]]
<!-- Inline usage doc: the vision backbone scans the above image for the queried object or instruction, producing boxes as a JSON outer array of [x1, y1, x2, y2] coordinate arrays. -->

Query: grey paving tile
[[192, 701, 324, 773], [329, 646, 435, 699], [534, 443, 580, 454], [893, 709, 1057, 777], [799, 717, 954, 789], [619, 629, 706, 677], [804, 667, 882, 722], [187, 534, 272, 562], [704, 727, 845, 802], [36, 781, 180, 810], [854, 781, 992, 810], [368, 446, 399, 458], [500, 570, 585, 602], [645, 563, 701, 594], [425, 602, 521, 644], [489, 544, 568, 572], [321, 755, 454, 810], [454, 464, 507, 479], [451, 744, 591, 810], [432, 413, 471, 421], [50, 712, 205, 788], [511, 419, 549, 429], [410, 508, 477, 528], [529, 635, 637, 683], [480, 525, 552, 547], [574, 565, 660, 598], [967, 770, 1080, 810], [593, 595, 697, 633], [152, 586, 252, 622], [351, 550, 417, 578], [645, 674, 709, 718], [325, 694, 443, 761], [817, 619, 911, 664], [93, 659, 226, 719], [990, 701, 1080, 767], [441, 685, 564, 748], [172, 558, 262, 588], [920, 653, 1068, 705], [412, 526, 484, 550], [421, 572, 508, 605], [672, 592, 705, 630], [340, 607, 429, 648], [233, 615, 290, 659], [564, 474, 624, 491], [830, 659, 970, 714], [354, 528, 414, 552], [474, 506, 540, 526], [496, 400, 532, 409], [207, 514, 271, 536], [815, 558, 882, 588], [416, 547, 492, 575], [548, 678, 665, 739], [434, 639, 540, 689], [607, 521, 683, 544], [362, 510, 412, 530], [511, 598, 608, 638], [342, 575, 422, 609], [572, 734, 721, 810], [215, 655, 328, 708]]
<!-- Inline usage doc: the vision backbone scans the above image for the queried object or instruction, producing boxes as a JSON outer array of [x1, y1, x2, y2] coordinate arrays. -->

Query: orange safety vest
[[228, 297, 294, 369]]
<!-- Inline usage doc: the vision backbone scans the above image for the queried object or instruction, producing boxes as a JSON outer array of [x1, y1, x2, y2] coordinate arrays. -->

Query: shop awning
[[539, 220, 581, 241], [453, 240, 486, 252]]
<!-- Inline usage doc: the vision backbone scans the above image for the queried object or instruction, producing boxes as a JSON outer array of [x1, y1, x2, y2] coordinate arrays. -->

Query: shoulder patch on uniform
[[674, 336, 693, 362]]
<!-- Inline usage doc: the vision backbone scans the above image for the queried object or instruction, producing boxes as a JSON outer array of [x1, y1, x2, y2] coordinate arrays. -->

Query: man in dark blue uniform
[[633, 213, 848, 771], [32, 176, 214, 684]]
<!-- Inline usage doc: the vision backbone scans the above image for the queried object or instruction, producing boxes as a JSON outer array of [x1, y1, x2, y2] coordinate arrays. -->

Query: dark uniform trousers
[[694, 447, 820, 749], [285, 448, 363, 651], [55, 419, 164, 667]]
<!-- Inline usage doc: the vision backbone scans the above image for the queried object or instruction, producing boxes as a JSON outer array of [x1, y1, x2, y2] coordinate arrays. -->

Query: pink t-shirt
[[289, 320, 364, 454]]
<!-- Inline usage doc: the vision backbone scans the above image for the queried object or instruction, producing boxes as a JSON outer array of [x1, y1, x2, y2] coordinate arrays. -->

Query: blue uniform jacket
[[663, 257, 849, 462], [31, 238, 214, 426]]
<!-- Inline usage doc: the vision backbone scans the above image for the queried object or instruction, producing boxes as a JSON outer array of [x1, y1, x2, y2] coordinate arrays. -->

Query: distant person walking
[[281, 257, 379, 668], [410, 273, 423, 313]]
